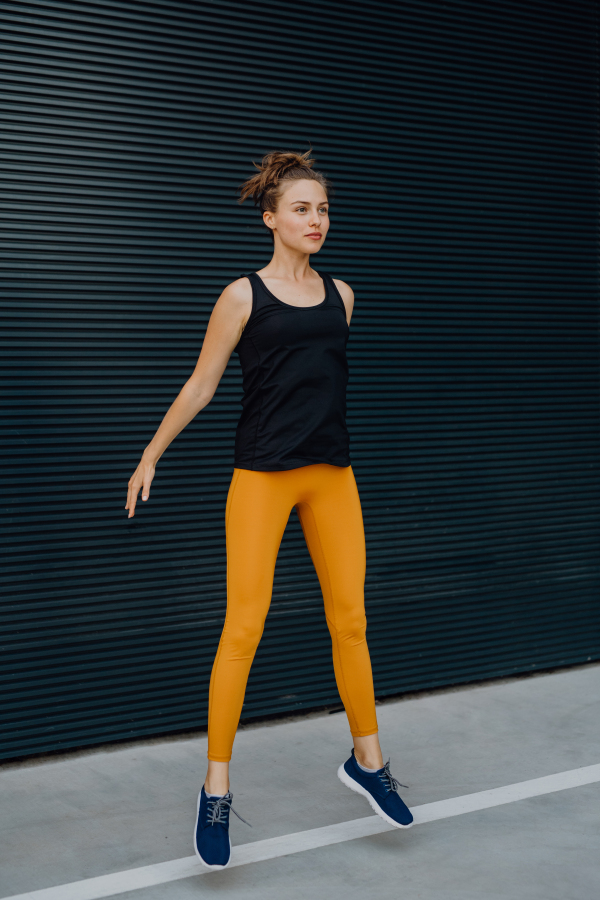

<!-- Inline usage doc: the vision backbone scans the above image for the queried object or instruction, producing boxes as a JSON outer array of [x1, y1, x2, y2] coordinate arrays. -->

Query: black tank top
[[233, 271, 351, 471]]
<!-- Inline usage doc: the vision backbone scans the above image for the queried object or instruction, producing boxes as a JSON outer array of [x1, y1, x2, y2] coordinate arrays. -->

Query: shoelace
[[206, 792, 252, 827], [377, 759, 408, 794]]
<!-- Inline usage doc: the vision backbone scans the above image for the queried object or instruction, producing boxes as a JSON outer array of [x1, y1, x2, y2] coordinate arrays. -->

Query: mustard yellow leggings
[[207, 463, 379, 762]]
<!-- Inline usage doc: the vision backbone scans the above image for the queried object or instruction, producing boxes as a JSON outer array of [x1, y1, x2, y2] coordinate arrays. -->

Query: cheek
[[280, 215, 304, 235]]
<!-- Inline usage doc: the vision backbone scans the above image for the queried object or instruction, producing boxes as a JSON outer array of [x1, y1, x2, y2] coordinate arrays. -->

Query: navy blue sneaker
[[193, 786, 250, 870], [338, 749, 413, 828]]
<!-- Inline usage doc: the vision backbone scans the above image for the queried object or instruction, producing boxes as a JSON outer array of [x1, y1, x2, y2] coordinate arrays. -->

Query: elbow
[[185, 380, 215, 409], [196, 388, 215, 408]]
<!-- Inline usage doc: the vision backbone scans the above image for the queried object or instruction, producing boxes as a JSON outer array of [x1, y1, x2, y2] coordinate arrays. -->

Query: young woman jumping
[[125, 150, 413, 870]]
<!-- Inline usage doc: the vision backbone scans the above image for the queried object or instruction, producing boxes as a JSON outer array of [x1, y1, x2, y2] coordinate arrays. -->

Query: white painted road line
[[4, 763, 600, 900]]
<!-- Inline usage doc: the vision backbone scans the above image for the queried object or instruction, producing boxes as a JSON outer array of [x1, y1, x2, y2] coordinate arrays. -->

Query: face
[[263, 179, 330, 252]]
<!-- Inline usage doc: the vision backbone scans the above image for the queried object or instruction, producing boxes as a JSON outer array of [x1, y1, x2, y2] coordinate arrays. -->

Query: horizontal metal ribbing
[[0, 0, 598, 760]]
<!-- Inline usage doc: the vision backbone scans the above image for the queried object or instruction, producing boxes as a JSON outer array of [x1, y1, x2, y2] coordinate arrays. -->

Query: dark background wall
[[1, 0, 599, 760]]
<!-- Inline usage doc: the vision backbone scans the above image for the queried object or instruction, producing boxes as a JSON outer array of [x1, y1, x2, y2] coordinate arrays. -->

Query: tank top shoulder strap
[[239, 271, 279, 313], [319, 272, 347, 313]]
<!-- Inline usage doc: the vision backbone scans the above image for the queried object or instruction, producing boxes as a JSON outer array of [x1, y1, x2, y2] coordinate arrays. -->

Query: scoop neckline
[[253, 271, 328, 309]]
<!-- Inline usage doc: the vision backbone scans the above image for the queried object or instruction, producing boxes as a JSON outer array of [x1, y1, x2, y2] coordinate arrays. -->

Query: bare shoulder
[[219, 276, 253, 306], [213, 276, 253, 328], [332, 278, 354, 324], [332, 278, 354, 303]]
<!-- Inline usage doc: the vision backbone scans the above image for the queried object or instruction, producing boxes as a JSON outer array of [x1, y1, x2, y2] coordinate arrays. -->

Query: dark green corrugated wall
[[1, 0, 599, 760]]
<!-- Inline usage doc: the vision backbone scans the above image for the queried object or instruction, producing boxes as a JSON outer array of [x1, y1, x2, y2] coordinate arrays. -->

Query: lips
[[306, 233, 322, 239]]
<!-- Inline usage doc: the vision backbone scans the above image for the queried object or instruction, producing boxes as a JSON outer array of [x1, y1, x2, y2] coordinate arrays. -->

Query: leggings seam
[[299, 501, 360, 734], [207, 468, 241, 756]]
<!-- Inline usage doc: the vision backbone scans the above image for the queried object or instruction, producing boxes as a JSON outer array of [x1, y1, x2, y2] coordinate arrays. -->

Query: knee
[[221, 619, 265, 658], [328, 607, 367, 645]]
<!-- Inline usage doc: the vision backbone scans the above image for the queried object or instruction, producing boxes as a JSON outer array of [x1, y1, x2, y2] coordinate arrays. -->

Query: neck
[[262, 239, 313, 281]]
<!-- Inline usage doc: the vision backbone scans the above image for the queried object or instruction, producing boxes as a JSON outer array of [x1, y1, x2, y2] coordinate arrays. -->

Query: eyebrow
[[290, 200, 329, 205]]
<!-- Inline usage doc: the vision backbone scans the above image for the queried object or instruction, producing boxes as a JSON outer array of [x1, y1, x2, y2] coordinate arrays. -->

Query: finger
[[142, 478, 151, 502], [125, 475, 136, 510], [127, 481, 140, 517], [125, 481, 135, 510]]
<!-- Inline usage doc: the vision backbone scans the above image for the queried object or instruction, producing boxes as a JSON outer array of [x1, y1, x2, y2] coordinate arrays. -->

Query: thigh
[[295, 465, 366, 612], [225, 468, 295, 626]]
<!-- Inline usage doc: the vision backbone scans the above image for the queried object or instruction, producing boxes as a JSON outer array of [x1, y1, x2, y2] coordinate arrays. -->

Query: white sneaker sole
[[337, 764, 414, 829], [193, 789, 232, 870]]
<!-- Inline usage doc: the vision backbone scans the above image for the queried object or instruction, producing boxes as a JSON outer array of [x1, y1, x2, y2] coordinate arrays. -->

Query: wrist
[[142, 447, 159, 466]]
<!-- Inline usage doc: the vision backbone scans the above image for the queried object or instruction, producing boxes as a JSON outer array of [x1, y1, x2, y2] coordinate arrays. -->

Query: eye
[[319, 207, 329, 214], [296, 206, 306, 212]]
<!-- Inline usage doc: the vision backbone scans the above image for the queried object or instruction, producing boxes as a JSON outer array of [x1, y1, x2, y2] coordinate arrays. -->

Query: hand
[[125, 455, 156, 518]]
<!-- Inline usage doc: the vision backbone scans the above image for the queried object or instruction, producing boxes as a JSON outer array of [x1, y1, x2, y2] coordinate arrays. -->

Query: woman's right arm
[[125, 278, 252, 518]]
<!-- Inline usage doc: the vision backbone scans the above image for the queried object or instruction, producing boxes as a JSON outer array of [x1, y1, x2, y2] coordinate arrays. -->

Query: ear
[[263, 209, 275, 232]]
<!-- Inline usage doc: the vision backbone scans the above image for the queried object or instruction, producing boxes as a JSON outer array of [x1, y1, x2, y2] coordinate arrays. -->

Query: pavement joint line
[[3, 763, 600, 900]]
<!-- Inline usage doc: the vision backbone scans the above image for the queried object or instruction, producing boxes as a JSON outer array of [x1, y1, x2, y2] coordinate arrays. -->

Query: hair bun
[[239, 149, 330, 214], [257, 150, 315, 186]]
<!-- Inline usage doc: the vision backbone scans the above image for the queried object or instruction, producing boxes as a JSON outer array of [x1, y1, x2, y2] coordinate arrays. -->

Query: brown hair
[[238, 150, 331, 222]]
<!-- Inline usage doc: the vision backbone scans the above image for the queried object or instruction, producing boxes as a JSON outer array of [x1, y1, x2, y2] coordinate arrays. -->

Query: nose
[[309, 210, 321, 229]]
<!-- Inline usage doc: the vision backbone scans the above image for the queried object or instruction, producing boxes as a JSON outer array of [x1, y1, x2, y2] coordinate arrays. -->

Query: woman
[[126, 150, 413, 870]]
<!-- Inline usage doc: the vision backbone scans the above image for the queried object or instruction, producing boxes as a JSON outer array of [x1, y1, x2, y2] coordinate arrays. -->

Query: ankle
[[205, 759, 230, 796], [352, 734, 384, 771], [354, 752, 384, 771], [204, 779, 230, 796]]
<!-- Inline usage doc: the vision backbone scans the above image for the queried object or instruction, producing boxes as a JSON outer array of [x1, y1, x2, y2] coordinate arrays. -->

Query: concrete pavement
[[1, 663, 599, 899]]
